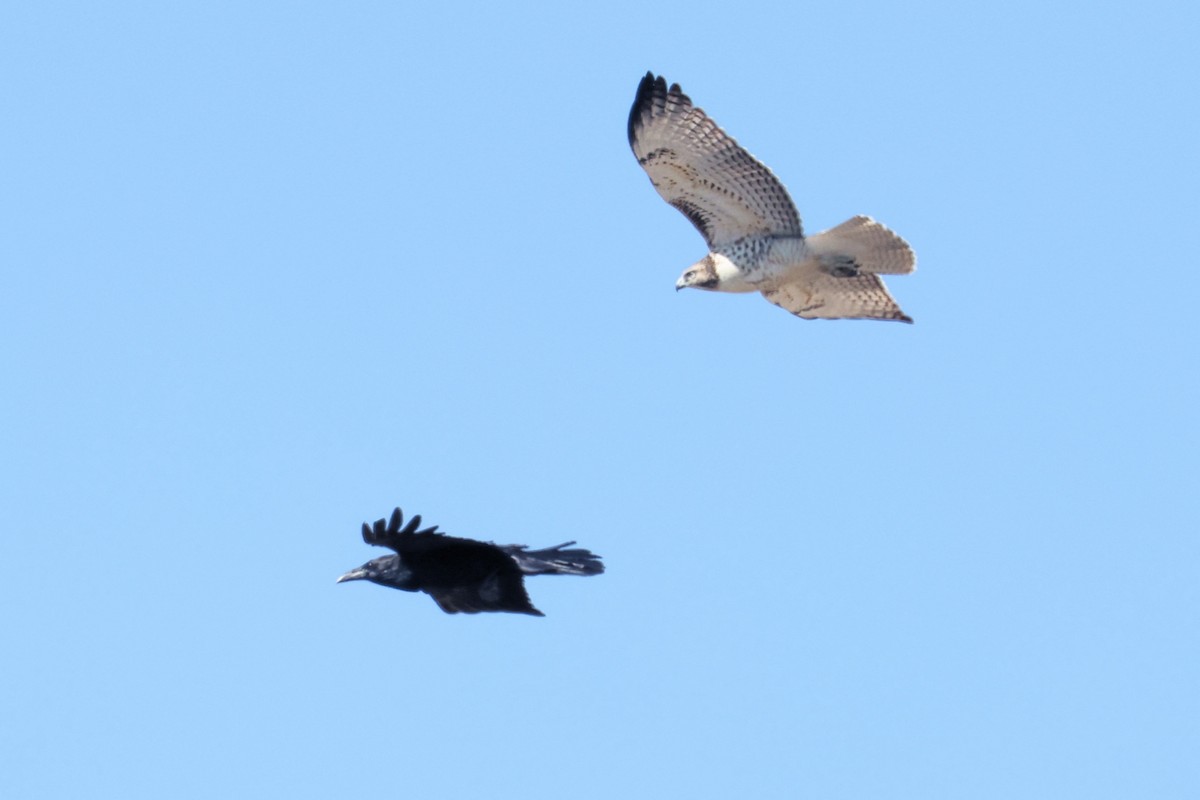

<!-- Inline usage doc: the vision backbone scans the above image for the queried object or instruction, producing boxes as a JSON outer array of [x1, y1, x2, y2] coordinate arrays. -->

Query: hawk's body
[[628, 73, 915, 322]]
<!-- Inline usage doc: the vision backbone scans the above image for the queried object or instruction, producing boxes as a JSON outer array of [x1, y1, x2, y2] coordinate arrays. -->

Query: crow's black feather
[[338, 507, 603, 616]]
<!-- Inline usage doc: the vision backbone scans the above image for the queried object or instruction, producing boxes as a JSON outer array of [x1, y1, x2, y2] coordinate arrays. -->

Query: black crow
[[336, 507, 604, 616]]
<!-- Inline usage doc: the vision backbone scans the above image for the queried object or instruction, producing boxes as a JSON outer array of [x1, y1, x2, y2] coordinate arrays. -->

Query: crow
[[336, 507, 604, 616]]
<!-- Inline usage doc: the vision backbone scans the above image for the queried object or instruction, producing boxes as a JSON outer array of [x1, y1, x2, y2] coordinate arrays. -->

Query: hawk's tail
[[503, 542, 605, 577], [808, 215, 916, 276]]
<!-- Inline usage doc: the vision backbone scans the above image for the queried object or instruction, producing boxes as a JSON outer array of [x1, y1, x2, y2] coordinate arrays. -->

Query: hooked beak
[[675, 279, 686, 292], [336, 567, 369, 584]]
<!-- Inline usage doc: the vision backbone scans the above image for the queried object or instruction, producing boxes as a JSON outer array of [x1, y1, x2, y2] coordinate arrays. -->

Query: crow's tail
[[504, 542, 605, 577]]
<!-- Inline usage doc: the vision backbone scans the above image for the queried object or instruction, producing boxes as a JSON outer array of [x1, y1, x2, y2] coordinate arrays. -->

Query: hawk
[[628, 72, 916, 322], [336, 507, 604, 616]]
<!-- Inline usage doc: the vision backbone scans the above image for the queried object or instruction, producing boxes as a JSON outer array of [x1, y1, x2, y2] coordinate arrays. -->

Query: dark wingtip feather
[[361, 522, 372, 543], [388, 507, 403, 534], [627, 71, 659, 149]]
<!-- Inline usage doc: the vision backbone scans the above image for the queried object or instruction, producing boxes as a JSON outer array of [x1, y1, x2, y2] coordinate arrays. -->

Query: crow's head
[[336, 554, 415, 591]]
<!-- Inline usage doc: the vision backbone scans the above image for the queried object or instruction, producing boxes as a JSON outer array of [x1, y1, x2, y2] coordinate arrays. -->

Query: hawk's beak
[[336, 567, 368, 583]]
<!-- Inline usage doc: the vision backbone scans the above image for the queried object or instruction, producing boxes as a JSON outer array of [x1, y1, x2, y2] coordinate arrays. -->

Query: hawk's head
[[675, 254, 722, 292]]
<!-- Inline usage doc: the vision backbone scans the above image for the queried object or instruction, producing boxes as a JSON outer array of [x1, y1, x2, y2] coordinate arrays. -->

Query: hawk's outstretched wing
[[762, 274, 913, 323], [628, 72, 803, 248]]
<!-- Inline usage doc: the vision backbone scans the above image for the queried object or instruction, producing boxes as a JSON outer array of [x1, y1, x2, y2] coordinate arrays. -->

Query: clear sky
[[2, 1, 1197, 798]]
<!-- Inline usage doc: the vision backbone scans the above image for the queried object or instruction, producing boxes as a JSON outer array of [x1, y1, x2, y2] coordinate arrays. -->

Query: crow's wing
[[361, 507, 440, 550], [358, 508, 573, 615], [362, 510, 543, 615], [426, 573, 544, 617], [402, 537, 541, 615]]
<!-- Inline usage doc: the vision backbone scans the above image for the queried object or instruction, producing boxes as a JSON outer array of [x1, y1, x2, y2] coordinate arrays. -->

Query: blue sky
[[2, 1, 1197, 797]]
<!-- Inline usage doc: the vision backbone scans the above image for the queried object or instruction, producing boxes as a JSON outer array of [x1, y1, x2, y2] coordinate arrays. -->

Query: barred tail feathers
[[808, 215, 915, 276]]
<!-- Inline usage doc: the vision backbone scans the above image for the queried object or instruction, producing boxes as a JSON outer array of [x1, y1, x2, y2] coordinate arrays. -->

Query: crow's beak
[[336, 567, 368, 583]]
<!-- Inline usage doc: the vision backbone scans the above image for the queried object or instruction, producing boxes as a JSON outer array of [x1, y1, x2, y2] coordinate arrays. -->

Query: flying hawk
[[628, 72, 916, 322], [336, 507, 604, 616]]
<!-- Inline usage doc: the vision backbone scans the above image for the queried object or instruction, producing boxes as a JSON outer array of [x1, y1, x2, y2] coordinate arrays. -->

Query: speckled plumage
[[628, 73, 916, 323]]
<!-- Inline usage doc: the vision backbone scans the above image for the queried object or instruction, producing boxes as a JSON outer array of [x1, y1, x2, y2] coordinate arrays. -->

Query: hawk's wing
[[762, 274, 913, 323], [628, 72, 803, 249]]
